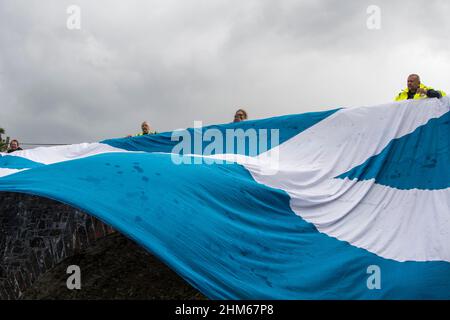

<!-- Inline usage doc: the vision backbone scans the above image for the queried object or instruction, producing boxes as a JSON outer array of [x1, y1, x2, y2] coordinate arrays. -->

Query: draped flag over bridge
[[1, 97, 450, 299]]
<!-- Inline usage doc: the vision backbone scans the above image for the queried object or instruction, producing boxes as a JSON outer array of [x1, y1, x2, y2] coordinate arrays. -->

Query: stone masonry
[[0, 192, 114, 299]]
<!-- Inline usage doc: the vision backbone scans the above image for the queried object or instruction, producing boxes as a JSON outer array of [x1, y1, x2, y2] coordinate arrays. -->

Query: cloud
[[1, 0, 449, 146]]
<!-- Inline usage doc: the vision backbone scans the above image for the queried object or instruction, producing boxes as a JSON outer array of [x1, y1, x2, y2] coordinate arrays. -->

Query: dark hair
[[10, 139, 19, 145], [235, 109, 248, 120]]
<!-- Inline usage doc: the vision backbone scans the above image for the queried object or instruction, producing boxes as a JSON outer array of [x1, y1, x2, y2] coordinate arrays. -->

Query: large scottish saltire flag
[[1, 97, 450, 299]]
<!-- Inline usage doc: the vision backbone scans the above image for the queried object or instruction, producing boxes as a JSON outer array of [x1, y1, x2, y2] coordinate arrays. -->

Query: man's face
[[142, 122, 150, 134], [10, 141, 18, 150], [407, 75, 420, 92], [234, 111, 246, 123]]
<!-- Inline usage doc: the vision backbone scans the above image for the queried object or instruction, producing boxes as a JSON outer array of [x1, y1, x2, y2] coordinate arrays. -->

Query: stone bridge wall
[[0, 192, 114, 299]]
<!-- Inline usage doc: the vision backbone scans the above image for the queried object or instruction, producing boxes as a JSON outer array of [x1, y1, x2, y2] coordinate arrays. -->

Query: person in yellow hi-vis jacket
[[126, 121, 157, 137], [395, 74, 446, 101], [135, 121, 157, 136]]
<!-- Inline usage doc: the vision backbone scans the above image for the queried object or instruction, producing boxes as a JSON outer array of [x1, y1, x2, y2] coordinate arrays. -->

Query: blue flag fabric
[[1, 98, 449, 299]]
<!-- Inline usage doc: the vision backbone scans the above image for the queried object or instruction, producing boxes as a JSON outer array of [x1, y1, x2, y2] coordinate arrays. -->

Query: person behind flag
[[394, 74, 446, 101], [127, 121, 157, 137], [233, 109, 248, 123], [7, 139, 23, 153], [135, 121, 157, 136]]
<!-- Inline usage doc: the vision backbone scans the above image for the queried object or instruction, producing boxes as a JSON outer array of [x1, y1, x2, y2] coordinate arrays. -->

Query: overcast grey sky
[[1, 0, 449, 146]]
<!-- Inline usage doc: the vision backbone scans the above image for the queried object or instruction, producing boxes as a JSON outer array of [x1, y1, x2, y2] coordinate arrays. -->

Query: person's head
[[233, 109, 248, 123], [407, 74, 421, 92], [141, 121, 150, 134], [9, 139, 19, 151]]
